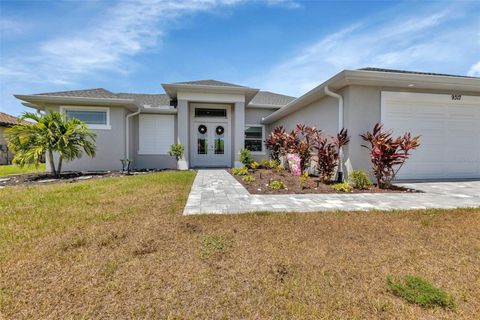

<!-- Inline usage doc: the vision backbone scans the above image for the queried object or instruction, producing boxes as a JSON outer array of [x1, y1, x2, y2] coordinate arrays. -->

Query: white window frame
[[60, 106, 111, 130], [244, 124, 265, 155]]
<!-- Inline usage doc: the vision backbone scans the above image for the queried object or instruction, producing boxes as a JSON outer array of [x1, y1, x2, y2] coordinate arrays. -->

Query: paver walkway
[[183, 169, 480, 215]]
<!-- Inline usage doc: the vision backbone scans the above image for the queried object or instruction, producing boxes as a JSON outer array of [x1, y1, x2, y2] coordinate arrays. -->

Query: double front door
[[191, 121, 230, 167]]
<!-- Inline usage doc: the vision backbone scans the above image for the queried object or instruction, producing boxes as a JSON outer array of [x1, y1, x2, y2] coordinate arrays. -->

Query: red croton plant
[[360, 123, 420, 189], [264, 126, 288, 162], [285, 124, 321, 173], [315, 129, 350, 182]]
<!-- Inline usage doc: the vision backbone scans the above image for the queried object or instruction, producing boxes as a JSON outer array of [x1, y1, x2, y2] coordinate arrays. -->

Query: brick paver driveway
[[183, 169, 480, 215]]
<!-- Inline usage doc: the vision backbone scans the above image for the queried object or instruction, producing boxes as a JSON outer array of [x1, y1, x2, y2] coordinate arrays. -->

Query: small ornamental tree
[[315, 129, 350, 182], [6, 111, 96, 177], [360, 123, 420, 188], [265, 126, 288, 162], [315, 137, 337, 182]]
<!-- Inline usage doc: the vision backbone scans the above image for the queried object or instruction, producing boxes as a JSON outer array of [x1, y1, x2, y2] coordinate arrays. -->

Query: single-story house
[[15, 68, 480, 180], [0, 112, 28, 165]]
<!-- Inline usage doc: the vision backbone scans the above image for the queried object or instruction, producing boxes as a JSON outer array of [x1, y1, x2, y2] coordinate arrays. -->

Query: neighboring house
[[14, 68, 480, 180], [0, 112, 27, 165]]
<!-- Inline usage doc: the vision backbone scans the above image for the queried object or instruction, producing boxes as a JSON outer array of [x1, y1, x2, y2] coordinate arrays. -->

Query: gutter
[[324, 86, 343, 130], [125, 106, 141, 160], [324, 86, 345, 182]]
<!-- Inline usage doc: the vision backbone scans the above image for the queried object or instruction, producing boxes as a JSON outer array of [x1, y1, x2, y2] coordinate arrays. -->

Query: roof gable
[[250, 91, 296, 106], [170, 79, 249, 88]]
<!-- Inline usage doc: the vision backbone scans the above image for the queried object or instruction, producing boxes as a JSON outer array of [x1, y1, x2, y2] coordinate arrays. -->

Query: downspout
[[125, 105, 141, 161], [324, 86, 345, 182]]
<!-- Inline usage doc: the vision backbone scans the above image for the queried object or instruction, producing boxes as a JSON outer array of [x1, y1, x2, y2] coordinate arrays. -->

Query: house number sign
[[451, 94, 462, 101]]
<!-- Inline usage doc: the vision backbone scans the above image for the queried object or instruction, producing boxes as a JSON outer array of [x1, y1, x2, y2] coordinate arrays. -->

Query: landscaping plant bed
[[229, 168, 418, 194], [0, 169, 168, 187]]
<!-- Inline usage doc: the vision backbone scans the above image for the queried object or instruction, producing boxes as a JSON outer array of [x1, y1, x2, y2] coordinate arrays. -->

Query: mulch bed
[[0, 169, 168, 188], [229, 168, 419, 194]]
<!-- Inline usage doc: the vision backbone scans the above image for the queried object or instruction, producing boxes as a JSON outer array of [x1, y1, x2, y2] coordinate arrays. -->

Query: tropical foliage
[[285, 124, 321, 173], [349, 170, 373, 190], [264, 125, 288, 162], [6, 111, 96, 177], [239, 148, 254, 166], [315, 129, 350, 182], [169, 143, 185, 161], [360, 123, 420, 188]]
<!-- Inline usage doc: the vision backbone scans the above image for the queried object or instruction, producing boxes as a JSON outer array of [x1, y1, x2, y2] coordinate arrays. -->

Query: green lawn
[[0, 171, 479, 319], [0, 163, 46, 176]]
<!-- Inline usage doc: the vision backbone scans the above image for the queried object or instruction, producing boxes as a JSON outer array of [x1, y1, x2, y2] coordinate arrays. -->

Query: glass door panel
[[214, 125, 225, 155], [197, 124, 207, 155]]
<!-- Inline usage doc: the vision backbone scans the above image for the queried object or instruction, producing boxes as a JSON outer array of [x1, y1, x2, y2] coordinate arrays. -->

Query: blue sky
[[1, 0, 479, 116]]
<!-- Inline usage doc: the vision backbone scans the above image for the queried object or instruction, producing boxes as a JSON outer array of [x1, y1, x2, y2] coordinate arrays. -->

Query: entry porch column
[[177, 99, 189, 170], [233, 101, 245, 167]]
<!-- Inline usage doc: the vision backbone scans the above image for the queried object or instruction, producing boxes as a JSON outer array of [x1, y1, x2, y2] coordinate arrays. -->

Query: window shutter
[[138, 114, 174, 155]]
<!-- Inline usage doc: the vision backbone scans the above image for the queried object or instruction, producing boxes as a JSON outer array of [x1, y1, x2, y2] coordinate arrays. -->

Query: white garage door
[[381, 91, 480, 180]]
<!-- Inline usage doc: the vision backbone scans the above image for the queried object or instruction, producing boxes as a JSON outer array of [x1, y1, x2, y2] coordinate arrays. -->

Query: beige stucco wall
[[44, 105, 127, 172], [269, 93, 343, 137]]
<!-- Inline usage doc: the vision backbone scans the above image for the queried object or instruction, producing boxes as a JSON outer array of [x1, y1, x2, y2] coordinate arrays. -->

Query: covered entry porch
[[162, 81, 260, 169]]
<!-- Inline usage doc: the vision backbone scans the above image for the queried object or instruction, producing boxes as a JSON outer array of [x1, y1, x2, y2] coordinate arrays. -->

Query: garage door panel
[[381, 91, 480, 180]]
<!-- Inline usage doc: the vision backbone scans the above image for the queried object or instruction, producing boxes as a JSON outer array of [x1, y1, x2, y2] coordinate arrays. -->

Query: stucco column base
[[234, 161, 243, 168], [177, 160, 189, 170]]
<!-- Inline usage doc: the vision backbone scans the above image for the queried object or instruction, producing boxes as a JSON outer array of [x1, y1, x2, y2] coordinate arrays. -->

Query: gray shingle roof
[[171, 79, 249, 88], [359, 67, 479, 79], [116, 93, 170, 106], [33, 84, 295, 107], [36, 88, 119, 99], [34, 89, 171, 107], [250, 91, 296, 106]]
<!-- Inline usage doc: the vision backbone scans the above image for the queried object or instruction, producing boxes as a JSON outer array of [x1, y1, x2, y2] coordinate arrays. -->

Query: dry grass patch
[[0, 172, 479, 319]]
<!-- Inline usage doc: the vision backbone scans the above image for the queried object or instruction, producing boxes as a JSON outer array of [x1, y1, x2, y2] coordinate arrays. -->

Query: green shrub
[[275, 164, 284, 172], [269, 180, 286, 190], [242, 175, 255, 183], [267, 159, 279, 169], [240, 149, 254, 166], [299, 171, 309, 189], [349, 170, 373, 189], [332, 182, 353, 192], [249, 161, 259, 170], [386, 275, 455, 309], [260, 159, 269, 168], [168, 143, 185, 160], [232, 166, 249, 176]]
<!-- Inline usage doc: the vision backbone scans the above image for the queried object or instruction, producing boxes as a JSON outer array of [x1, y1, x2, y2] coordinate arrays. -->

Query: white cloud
[[0, 17, 26, 36], [37, 0, 244, 77], [468, 61, 480, 77], [0, 0, 245, 114], [257, 4, 480, 96]]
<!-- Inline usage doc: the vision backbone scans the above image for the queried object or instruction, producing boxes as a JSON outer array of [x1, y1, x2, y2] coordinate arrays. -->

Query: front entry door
[[192, 122, 229, 167]]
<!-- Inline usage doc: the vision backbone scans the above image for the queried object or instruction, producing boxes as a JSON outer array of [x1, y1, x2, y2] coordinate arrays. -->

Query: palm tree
[[6, 111, 96, 177]]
